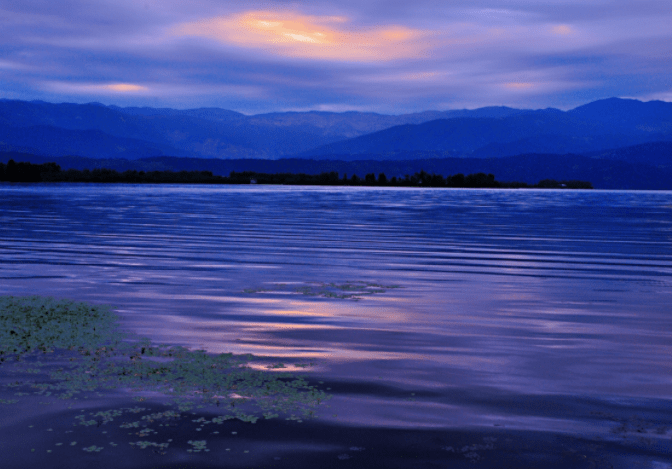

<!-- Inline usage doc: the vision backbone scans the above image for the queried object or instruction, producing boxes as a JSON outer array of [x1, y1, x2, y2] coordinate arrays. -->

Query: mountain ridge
[[296, 99, 672, 159], [1, 97, 671, 168], [0, 99, 541, 159]]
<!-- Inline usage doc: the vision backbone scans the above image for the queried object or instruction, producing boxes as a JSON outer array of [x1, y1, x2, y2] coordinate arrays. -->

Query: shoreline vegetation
[[0, 159, 593, 189], [0, 295, 331, 432]]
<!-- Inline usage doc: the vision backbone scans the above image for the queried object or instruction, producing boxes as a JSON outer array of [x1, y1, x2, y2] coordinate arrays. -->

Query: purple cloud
[[0, 1, 670, 113]]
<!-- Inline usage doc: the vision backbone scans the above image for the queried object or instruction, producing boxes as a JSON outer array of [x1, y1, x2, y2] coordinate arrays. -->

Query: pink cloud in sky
[[0, 1, 670, 112], [173, 10, 436, 62], [41, 82, 149, 94]]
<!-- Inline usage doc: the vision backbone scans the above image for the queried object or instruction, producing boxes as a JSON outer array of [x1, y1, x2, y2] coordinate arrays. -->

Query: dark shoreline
[[0, 159, 593, 189]]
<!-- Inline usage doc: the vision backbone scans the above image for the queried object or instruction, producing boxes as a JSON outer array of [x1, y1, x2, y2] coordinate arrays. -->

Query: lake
[[1, 183, 671, 468]]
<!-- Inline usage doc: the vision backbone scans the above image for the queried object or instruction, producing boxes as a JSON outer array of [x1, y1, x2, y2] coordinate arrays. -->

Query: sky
[[0, 0, 670, 115]]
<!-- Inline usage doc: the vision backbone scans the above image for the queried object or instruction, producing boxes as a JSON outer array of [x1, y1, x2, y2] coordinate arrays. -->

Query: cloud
[[44, 82, 149, 94], [281, 103, 377, 113], [404, 71, 441, 80], [628, 91, 672, 103], [550, 24, 574, 36], [103, 83, 148, 92], [0, 59, 29, 70], [504, 82, 535, 90], [172, 10, 435, 61], [0, 1, 671, 112], [40, 80, 266, 101]]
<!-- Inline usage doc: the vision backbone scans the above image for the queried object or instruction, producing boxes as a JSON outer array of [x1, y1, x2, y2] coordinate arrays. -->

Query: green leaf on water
[[0, 295, 334, 455]]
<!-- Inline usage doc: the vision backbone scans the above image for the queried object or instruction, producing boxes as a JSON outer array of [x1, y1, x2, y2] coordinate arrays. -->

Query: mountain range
[[2, 97, 669, 160], [0, 99, 538, 160], [0, 97, 671, 189], [298, 99, 672, 159]]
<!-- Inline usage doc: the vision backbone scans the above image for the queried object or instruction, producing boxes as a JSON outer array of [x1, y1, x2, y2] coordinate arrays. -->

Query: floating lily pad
[[0, 295, 333, 455]]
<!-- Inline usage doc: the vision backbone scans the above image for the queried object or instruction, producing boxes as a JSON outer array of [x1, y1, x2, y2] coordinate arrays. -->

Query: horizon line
[[1, 95, 669, 117]]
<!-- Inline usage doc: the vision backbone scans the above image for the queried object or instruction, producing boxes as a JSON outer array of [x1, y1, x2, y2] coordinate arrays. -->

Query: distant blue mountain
[[296, 98, 672, 160], [0, 99, 537, 160], [0, 100, 349, 159], [0, 124, 188, 159], [1, 97, 671, 168], [584, 141, 672, 169], [106, 105, 246, 122], [567, 97, 672, 131]]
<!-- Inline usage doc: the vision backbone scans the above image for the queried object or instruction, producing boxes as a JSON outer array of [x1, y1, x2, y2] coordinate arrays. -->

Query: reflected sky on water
[[1, 183, 671, 432]]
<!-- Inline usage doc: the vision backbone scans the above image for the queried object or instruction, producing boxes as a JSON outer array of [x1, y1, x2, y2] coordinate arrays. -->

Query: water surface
[[1, 183, 671, 467]]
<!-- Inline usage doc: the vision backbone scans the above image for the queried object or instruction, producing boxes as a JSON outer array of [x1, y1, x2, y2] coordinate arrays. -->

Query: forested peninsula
[[0, 159, 592, 189]]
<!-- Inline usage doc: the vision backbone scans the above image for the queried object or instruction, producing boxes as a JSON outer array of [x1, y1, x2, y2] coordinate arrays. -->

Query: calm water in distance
[[1, 183, 671, 435]]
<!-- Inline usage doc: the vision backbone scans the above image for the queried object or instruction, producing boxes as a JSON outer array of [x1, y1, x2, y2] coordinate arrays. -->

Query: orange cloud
[[103, 83, 147, 92], [41, 81, 150, 95], [173, 10, 433, 61]]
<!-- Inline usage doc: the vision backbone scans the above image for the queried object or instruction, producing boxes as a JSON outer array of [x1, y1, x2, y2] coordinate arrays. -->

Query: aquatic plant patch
[[243, 281, 400, 300], [0, 295, 332, 455], [1, 295, 123, 361]]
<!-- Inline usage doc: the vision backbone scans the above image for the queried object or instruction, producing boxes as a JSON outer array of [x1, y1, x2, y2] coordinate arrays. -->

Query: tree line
[[0, 159, 592, 189]]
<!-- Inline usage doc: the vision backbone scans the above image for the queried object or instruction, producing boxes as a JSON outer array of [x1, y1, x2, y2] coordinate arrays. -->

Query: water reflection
[[1, 184, 671, 433]]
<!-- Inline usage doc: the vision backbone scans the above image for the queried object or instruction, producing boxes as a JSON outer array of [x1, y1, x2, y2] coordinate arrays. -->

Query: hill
[[1, 97, 671, 187], [584, 141, 672, 169], [0, 100, 537, 160], [296, 99, 672, 159]]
